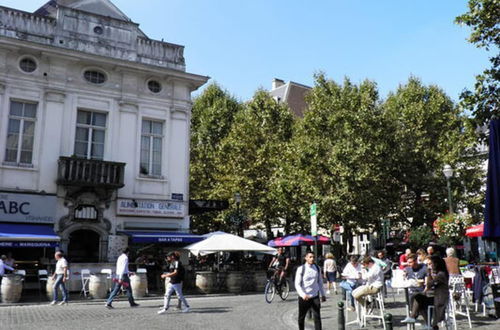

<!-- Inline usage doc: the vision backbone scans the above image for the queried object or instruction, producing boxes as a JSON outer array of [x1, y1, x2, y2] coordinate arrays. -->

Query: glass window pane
[[152, 164, 161, 176], [77, 111, 91, 124], [10, 101, 23, 116], [6, 133, 19, 149], [5, 149, 17, 162], [142, 120, 151, 134], [152, 151, 161, 163], [140, 163, 149, 175], [74, 142, 87, 158], [75, 127, 89, 142], [92, 113, 107, 127], [8, 119, 20, 133], [19, 151, 32, 164], [152, 122, 163, 135], [91, 143, 104, 160], [22, 135, 34, 150], [24, 103, 37, 118], [92, 129, 105, 143], [153, 137, 162, 151], [23, 121, 35, 136]]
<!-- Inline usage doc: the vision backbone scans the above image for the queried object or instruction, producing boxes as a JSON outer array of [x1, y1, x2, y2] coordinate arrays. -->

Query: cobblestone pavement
[[1, 291, 499, 330]]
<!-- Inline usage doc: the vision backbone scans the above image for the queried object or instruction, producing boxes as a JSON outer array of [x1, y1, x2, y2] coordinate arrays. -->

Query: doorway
[[67, 229, 100, 262]]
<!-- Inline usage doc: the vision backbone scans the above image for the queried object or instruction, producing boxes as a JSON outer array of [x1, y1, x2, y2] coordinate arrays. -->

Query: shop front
[[0, 191, 60, 289]]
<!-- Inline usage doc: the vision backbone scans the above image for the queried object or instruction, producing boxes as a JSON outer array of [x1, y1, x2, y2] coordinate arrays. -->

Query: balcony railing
[[57, 157, 125, 189]]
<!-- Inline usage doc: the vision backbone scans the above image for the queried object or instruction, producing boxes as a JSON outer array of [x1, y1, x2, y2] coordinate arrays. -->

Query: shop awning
[[466, 223, 484, 238], [119, 231, 204, 244], [0, 223, 60, 248]]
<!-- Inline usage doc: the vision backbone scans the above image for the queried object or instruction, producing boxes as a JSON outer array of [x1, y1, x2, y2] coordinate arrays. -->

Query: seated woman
[[401, 256, 449, 330], [340, 255, 362, 311]]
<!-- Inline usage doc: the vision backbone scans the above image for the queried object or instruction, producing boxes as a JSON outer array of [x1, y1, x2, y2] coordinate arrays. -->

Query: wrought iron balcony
[[57, 157, 125, 189]]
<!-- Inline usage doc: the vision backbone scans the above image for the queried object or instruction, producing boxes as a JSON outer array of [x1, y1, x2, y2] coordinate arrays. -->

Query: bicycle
[[264, 268, 290, 303]]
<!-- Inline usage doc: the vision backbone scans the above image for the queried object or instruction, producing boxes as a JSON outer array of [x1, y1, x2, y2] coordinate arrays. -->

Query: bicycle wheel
[[279, 279, 290, 300], [264, 281, 275, 303]]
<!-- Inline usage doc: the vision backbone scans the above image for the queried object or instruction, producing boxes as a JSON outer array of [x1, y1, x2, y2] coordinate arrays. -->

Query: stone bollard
[[338, 301, 345, 330], [384, 313, 393, 330]]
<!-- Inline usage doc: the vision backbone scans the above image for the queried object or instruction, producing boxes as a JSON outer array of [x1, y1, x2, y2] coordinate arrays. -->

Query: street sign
[[310, 203, 317, 236], [310, 203, 317, 216]]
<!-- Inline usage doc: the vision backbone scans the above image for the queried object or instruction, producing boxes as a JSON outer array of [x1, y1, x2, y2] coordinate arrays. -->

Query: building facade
[[0, 0, 207, 262]]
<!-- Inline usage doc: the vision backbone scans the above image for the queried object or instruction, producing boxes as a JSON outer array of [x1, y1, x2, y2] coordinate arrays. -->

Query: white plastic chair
[[448, 275, 472, 328], [361, 290, 386, 329], [15, 269, 26, 277], [80, 269, 91, 298]]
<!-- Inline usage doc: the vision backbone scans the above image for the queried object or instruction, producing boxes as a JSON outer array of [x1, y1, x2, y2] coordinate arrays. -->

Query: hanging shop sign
[[116, 198, 186, 218], [0, 192, 57, 223]]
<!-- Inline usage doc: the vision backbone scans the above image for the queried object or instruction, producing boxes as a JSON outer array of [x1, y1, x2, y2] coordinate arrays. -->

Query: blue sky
[[2, 0, 493, 102]]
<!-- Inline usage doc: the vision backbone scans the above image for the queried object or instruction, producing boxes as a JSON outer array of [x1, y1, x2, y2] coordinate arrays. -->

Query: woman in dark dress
[[401, 255, 449, 329]]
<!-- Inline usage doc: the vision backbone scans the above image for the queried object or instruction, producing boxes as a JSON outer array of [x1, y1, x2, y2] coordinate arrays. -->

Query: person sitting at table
[[444, 247, 461, 275], [340, 255, 362, 311], [399, 249, 412, 270], [352, 257, 384, 309], [405, 254, 427, 288], [401, 256, 449, 330], [416, 249, 427, 265]]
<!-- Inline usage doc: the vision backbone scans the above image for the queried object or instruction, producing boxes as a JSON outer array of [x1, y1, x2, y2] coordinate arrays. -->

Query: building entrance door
[[67, 229, 100, 262]]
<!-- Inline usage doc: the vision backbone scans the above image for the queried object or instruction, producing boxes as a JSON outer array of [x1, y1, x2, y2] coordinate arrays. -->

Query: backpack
[[297, 263, 321, 287], [177, 263, 185, 282]]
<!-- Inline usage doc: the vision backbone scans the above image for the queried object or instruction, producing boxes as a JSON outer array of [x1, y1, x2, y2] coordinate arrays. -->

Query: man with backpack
[[295, 251, 326, 330], [157, 251, 190, 314]]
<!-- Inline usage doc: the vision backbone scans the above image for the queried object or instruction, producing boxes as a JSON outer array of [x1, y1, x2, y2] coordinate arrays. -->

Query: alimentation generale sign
[[116, 198, 186, 218]]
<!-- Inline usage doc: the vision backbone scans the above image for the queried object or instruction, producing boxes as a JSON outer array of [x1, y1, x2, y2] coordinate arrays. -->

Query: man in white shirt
[[295, 251, 326, 330], [340, 255, 362, 311], [50, 251, 69, 305], [0, 254, 15, 291], [352, 257, 384, 308], [105, 248, 139, 309]]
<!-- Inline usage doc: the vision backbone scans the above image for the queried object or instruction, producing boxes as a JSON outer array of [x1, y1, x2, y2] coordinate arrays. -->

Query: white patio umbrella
[[184, 231, 277, 256]]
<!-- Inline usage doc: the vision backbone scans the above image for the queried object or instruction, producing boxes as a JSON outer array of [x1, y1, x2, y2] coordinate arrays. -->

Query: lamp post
[[234, 192, 242, 237], [442, 164, 454, 214]]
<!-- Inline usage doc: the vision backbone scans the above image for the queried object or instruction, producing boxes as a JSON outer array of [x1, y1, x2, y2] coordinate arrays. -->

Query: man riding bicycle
[[268, 247, 290, 289]]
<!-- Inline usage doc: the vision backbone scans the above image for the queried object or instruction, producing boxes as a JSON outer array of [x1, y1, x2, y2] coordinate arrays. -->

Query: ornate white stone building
[[0, 0, 208, 262]]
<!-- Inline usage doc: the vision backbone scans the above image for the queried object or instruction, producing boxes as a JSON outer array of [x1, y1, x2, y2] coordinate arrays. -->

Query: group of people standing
[[43, 248, 190, 314]]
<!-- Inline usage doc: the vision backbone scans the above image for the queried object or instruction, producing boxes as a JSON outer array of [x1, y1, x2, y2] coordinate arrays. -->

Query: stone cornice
[[118, 99, 138, 113]]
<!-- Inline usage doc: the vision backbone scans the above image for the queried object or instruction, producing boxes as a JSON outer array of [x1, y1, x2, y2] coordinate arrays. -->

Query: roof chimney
[[272, 78, 285, 90]]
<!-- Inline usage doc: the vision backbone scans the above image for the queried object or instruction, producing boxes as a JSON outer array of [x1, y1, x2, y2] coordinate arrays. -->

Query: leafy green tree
[[456, 0, 500, 131], [295, 74, 400, 244], [408, 225, 434, 250], [189, 83, 242, 233], [215, 90, 295, 238], [383, 77, 484, 227]]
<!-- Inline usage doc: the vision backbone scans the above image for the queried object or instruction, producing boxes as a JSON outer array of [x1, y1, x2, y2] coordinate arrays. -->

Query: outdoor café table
[[391, 274, 425, 330]]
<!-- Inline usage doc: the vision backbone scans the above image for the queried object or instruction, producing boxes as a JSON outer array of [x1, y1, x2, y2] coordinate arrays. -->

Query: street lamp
[[442, 164, 454, 213], [234, 192, 242, 236]]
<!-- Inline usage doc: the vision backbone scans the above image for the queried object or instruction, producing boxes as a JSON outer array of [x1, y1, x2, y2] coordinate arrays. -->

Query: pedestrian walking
[[157, 251, 190, 314], [0, 254, 15, 291], [50, 251, 69, 305], [323, 253, 337, 294], [105, 248, 139, 309], [295, 251, 326, 330]]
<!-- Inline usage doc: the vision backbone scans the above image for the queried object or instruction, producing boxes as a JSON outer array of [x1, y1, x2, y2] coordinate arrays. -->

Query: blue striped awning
[[0, 223, 60, 247], [119, 231, 204, 244]]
